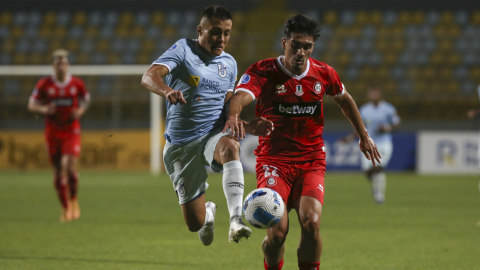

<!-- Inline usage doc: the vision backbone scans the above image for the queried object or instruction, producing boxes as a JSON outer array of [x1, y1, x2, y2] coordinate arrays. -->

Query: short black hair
[[284, 14, 321, 41], [201, 5, 232, 21]]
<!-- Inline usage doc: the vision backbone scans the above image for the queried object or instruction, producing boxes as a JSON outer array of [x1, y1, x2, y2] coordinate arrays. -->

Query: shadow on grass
[[0, 255, 195, 266]]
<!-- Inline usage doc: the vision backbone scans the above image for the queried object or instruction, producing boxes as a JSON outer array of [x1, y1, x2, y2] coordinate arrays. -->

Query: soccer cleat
[[229, 215, 252, 243], [198, 201, 216, 246]]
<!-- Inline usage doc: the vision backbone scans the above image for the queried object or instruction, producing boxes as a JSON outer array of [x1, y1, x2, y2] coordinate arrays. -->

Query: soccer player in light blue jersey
[[141, 5, 259, 245], [359, 87, 400, 203]]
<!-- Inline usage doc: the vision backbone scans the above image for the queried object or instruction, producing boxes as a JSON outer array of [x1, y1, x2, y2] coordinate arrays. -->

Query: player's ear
[[197, 25, 202, 37], [281, 37, 286, 50]]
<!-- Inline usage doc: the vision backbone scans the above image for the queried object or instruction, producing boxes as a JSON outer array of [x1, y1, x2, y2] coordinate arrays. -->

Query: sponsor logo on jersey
[[317, 184, 324, 193], [48, 88, 56, 96], [189, 75, 200, 86], [295, 85, 304, 96], [217, 64, 227, 78], [267, 177, 277, 187], [314, 82, 322, 93], [275, 84, 286, 94], [273, 101, 321, 117], [194, 59, 203, 65], [200, 78, 223, 92], [167, 43, 178, 51], [70, 87, 77, 95], [312, 63, 325, 68], [193, 95, 202, 102], [52, 98, 73, 106], [240, 74, 250, 84]]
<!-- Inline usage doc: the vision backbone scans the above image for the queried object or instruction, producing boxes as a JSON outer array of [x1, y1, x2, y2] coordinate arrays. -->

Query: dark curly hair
[[284, 14, 321, 41], [201, 5, 232, 21]]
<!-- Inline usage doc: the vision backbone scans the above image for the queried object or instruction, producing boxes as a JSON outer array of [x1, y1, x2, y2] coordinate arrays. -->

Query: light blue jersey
[[153, 39, 237, 145], [360, 101, 400, 144]]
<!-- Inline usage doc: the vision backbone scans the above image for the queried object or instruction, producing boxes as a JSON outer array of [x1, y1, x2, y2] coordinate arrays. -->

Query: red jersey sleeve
[[76, 78, 90, 101], [325, 66, 346, 97], [235, 60, 269, 99], [29, 78, 47, 103]]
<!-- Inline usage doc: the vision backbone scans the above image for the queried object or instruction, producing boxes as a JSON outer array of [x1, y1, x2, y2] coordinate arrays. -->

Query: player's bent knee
[[217, 138, 240, 163], [300, 217, 320, 238]]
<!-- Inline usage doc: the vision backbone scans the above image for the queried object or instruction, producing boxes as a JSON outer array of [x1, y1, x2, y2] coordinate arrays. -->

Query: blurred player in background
[[141, 5, 258, 245], [344, 87, 400, 204], [27, 49, 90, 222], [225, 14, 380, 270]]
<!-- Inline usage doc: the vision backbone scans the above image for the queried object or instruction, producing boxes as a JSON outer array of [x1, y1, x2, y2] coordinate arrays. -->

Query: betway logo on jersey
[[273, 101, 321, 117], [52, 98, 73, 106]]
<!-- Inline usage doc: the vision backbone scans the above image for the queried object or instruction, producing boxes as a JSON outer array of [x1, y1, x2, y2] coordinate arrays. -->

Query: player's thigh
[[256, 159, 294, 209], [204, 128, 236, 171], [46, 137, 62, 168], [292, 160, 326, 208], [163, 140, 209, 205], [378, 141, 393, 166]]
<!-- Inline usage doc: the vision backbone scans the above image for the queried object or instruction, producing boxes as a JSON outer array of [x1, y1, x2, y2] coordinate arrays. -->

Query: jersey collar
[[51, 74, 72, 88], [276, 55, 310, 80]]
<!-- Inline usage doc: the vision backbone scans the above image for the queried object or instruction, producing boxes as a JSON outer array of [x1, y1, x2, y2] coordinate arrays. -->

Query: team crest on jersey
[[295, 85, 304, 96], [217, 64, 227, 78], [314, 82, 322, 93], [167, 43, 178, 51], [70, 87, 77, 95], [275, 84, 286, 94], [267, 177, 277, 187], [48, 88, 56, 96], [239, 74, 250, 84]]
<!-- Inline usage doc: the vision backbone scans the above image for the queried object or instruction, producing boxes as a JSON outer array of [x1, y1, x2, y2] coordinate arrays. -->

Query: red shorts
[[45, 133, 81, 164], [256, 158, 326, 209]]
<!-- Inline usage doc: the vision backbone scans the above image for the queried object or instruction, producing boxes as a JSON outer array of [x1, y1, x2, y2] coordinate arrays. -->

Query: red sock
[[54, 174, 68, 209], [298, 261, 320, 270], [264, 259, 284, 270], [68, 172, 79, 200]]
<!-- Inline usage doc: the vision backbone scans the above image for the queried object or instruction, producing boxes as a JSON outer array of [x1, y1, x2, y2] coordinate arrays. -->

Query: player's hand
[[44, 104, 55, 115], [244, 117, 274, 137], [223, 117, 245, 140], [71, 107, 85, 119], [165, 89, 186, 105], [359, 136, 382, 167], [378, 124, 392, 133]]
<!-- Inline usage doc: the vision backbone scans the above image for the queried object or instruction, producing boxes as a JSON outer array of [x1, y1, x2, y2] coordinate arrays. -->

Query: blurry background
[[1, 0, 480, 172]]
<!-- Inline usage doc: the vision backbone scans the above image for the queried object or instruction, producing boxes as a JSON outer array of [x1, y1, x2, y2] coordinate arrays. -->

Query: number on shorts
[[263, 165, 279, 177]]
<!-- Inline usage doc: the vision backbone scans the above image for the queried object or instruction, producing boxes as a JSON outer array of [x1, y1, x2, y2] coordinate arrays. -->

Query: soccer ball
[[243, 188, 284, 229]]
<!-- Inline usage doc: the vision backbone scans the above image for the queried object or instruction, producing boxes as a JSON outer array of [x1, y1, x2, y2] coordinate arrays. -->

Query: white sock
[[204, 206, 213, 225], [222, 160, 245, 220], [372, 172, 386, 201]]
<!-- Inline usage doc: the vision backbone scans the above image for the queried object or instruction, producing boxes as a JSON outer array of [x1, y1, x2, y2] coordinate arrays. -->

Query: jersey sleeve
[[152, 39, 186, 73], [228, 59, 238, 92], [235, 61, 268, 100], [326, 66, 346, 97], [388, 104, 401, 125], [77, 79, 90, 102], [29, 78, 47, 103]]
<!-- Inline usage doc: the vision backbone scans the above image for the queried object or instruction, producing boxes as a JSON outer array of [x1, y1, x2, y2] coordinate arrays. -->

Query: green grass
[[0, 171, 479, 270]]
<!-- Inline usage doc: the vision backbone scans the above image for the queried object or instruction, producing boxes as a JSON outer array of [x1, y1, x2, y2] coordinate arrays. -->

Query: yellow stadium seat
[[72, 12, 87, 26], [382, 80, 397, 93], [11, 26, 23, 38], [131, 25, 145, 37], [13, 53, 27, 64], [163, 25, 177, 38], [412, 11, 425, 24], [470, 67, 480, 80], [356, 11, 369, 25], [115, 26, 129, 38], [415, 81, 428, 92], [232, 12, 245, 29], [323, 10, 338, 25], [48, 40, 63, 52], [137, 53, 151, 64], [151, 12, 165, 26], [398, 11, 412, 25], [43, 12, 56, 25], [120, 12, 134, 26], [31, 53, 43, 65], [107, 53, 121, 64], [438, 39, 453, 51], [371, 11, 382, 25], [2, 39, 14, 52], [430, 52, 443, 65], [85, 26, 99, 38], [76, 53, 89, 64], [66, 40, 79, 52], [445, 81, 459, 92], [0, 11, 12, 25], [446, 53, 461, 65], [53, 26, 67, 38], [96, 39, 109, 52], [337, 52, 351, 66], [383, 53, 397, 66], [440, 11, 454, 25], [141, 39, 155, 52]]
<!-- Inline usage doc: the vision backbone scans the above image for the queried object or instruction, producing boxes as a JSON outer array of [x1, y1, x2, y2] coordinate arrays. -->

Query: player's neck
[[280, 57, 306, 76], [55, 73, 67, 82], [195, 40, 216, 59]]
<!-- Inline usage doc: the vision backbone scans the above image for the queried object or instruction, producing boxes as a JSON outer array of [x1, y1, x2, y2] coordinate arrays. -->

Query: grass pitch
[[0, 171, 479, 270]]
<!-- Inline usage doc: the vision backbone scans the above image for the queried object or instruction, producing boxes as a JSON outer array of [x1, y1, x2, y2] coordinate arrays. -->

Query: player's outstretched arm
[[141, 65, 186, 105], [27, 100, 55, 115], [333, 91, 381, 166], [223, 91, 254, 140]]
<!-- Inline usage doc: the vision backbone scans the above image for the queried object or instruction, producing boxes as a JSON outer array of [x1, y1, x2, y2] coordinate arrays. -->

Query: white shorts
[[163, 128, 232, 205], [361, 140, 393, 170]]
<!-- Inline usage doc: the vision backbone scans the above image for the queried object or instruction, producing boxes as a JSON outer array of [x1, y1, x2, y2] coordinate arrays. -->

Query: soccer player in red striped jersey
[[224, 15, 381, 270], [28, 49, 90, 222]]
